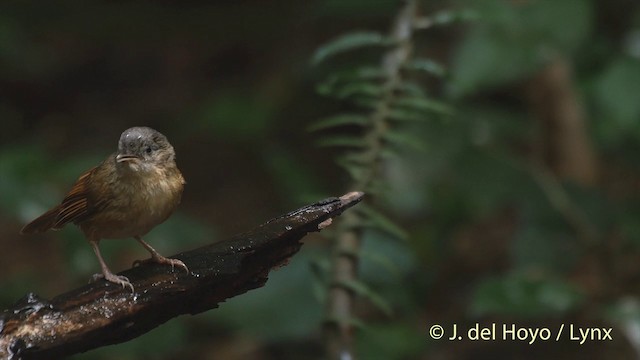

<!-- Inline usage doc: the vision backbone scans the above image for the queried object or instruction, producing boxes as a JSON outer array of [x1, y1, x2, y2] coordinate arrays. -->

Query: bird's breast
[[81, 165, 184, 240]]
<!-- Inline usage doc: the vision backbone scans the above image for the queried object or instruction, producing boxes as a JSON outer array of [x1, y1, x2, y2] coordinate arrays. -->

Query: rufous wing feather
[[20, 206, 61, 234], [54, 168, 97, 228], [21, 167, 98, 234]]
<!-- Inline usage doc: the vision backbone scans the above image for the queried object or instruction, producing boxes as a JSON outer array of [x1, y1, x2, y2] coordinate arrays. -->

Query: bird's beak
[[116, 154, 140, 163]]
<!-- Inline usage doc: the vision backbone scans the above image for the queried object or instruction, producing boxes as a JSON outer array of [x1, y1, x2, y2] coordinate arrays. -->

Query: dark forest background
[[2, 0, 640, 359]]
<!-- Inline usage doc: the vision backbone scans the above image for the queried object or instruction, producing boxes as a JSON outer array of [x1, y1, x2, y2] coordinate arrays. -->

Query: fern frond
[[393, 96, 454, 115], [396, 81, 428, 97], [387, 108, 429, 122], [352, 97, 380, 109], [383, 130, 428, 152], [334, 279, 393, 316], [362, 177, 390, 196], [358, 204, 409, 241], [317, 67, 386, 96], [359, 250, 403, 278], [430, 9, 478, 25], [335, 82, 385, 100], [316, 135, 368, 148], [312, 32, 394, 65], [414, 9, 479, 30], [404, 58, 447, 77], [308, 114, 369, 132], [335, 157, 367, 183], [336, 152, 371, 165]]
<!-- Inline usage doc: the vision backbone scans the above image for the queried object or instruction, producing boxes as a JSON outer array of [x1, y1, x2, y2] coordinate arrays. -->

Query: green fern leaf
[[310, 257, 331, 283], [393, 96, 453, 115], [334, 67, 387, 82], [404, 59, 447, 77], [416, 9, 479, 29], [317, 135, 368, 148], [310, 258, 331, 302], [335, 82, 385, 99], [379, 147, 401, 159], [353, 97, 379, 109], [383, 130, 428, 152], [364, 178, 390, 196], [395, 81, 427, 97], [335, 157, 367, 182], [312, 279, 326, 303], [387, 108, 429, 122], [336, 279, 393, 316], [317, 67, 386, 96], [336, 152, 371, 165], [430, 9, 478, 26], [360, 250, 402, 278], [312, 32, 393, 65], [318, 77, 384, 100], [308, 114, 369, 132], [358, 204, 409, 241]]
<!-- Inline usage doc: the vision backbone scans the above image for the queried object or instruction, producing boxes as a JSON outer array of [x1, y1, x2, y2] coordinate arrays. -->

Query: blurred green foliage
[[471, 271, 584, 318], [450, 0, 593, 96], [592, 56, 640, 144]]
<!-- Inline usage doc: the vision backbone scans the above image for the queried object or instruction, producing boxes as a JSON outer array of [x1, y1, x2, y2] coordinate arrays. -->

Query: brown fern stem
[[324, 1, 417, 358]]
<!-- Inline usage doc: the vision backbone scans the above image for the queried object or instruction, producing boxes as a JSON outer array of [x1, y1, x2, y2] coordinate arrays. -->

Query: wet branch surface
[[0, 192, 364, 360]]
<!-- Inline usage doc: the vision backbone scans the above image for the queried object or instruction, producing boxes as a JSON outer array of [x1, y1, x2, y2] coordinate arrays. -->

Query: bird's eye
[[145, 146, 152, 154]]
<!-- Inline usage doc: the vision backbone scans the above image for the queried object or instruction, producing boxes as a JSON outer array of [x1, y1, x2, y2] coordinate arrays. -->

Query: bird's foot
[[91, 272, 134, 292], [133, 255, 189, 274]]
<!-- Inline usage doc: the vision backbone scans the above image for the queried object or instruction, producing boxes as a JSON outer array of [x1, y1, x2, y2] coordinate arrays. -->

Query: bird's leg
[[134, 236, 189, 273], [89, 239, 134, 292]]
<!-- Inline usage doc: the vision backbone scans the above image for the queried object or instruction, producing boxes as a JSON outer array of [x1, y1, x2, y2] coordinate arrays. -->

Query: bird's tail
[[20, 206, 61, 234]]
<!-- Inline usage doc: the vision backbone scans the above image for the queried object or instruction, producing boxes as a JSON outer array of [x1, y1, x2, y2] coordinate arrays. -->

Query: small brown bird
[[21, 126, 188, 291]]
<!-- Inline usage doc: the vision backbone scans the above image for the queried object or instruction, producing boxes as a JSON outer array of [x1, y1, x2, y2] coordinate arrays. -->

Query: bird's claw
[[91, 272, 134, 292], [133, 256, 189, 274]]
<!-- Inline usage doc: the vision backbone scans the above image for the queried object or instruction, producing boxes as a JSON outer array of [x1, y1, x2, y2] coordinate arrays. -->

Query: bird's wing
[[53, 167, 99, 228], [21, 166, 100, 234]]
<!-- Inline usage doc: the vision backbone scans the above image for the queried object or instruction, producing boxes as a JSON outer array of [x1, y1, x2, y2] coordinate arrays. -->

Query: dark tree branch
[[0, 192, 364, 360]]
